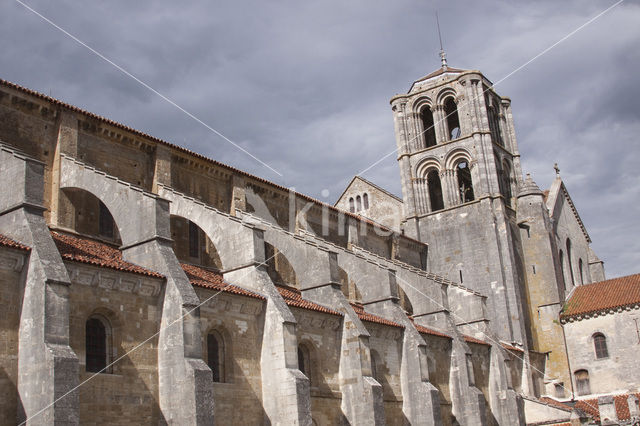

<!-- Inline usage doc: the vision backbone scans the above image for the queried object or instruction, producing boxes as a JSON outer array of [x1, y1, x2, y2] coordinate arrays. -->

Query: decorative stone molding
[[294, 311, 342, 331], [0, 249, 26, 272], [368, 323, 403, 340], [66, 262, 163, 297], [199, 294, 263, 316]]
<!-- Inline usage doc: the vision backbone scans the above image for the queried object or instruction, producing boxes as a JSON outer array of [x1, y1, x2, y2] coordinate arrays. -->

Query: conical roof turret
[[518, 173, 544, 198]]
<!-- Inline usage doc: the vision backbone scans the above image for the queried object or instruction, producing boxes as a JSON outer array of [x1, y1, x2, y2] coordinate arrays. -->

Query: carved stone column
[[432, 105, 447, 144]]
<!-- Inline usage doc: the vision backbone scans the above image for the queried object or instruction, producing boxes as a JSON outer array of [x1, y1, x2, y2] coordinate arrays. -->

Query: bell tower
[[390, 59, 529, 345]]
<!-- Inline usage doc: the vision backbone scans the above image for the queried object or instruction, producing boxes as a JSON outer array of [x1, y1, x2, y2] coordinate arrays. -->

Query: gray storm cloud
[[1, 0, 637, 276]]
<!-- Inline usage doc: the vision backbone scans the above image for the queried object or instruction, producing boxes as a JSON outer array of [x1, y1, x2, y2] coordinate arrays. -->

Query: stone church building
[[0, 56, 636, 425]]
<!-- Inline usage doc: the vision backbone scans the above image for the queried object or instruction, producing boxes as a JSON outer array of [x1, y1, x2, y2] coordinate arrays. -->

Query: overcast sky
[[1, 0, 638, 278]]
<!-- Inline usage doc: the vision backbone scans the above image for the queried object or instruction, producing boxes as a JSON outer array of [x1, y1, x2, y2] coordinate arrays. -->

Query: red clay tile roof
[[276, 284, 342, 316], [561, 273, 640, 320], [0, 78, 426, 251], [181, 263, 264, 300], [501, 342, 524, 352], [463, 335, 491, 346], [0, 234, 30, 251], [407, 317, 451, 338], [349, 303, 404, 328], [574, 393, 640, 422], [51, 231, 163, 278], [539, 397, 572, 412]]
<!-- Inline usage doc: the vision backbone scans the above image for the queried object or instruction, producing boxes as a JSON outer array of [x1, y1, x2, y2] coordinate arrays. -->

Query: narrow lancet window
[[189, 220, 199, 258], [298, 344, 311, 384], [456, 161, 475, 203], [566, 239, 575, 286], [98, 201, 114, 239], [593, 333, 608, 359], [427, 170, 444, 212], [421, 107, 437, 148], [86, 316, 109, 373], [444, 97, 461, 140], [500, 161, 513, 203], [207, 332, 224, 382], [363, 193, 369, 210]]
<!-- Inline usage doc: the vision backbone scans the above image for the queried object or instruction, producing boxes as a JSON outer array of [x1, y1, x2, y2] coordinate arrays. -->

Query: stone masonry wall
[[0, 246, 26, 423], [67, 264, 164, 424], [563, 309, 640, 397]]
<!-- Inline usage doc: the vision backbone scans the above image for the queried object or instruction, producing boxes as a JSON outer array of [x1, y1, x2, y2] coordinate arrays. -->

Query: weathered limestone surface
[[161, 185, 313, 425], [0, 62, 613, 426], [238, 210, 386, 424], [58, 156, 214, 424], [0, 144, 79, 425]]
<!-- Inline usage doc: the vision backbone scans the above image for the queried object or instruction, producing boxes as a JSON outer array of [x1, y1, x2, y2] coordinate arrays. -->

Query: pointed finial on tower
[[436, 12, 448, 70], [554, 163, 560, 176]]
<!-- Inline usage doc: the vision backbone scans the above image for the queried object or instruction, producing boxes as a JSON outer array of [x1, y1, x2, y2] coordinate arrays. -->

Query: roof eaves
[[0, 234, 31, 252]]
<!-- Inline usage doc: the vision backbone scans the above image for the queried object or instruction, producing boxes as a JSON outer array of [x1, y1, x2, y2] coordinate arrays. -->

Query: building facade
[[0, 57, 624, 426]]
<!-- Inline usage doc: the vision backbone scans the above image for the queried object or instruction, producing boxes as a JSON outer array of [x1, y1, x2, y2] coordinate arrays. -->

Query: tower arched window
[[444, 97, 461, 140], [566, 239, 575, 286], [456, 161, 475, 203], [363, 193, 369, 210], [356, 195, 362, 212], [207, 331, 225, 382], [486, 95, 504, 147], [420, 107, 437, 148], [427, 170, 444, 212], [575, 370, 591, 396], [593, 333, 608, 359], [500, 161, 513, 203], [349, 197, 355, 213], [86, 315, 112, 373]]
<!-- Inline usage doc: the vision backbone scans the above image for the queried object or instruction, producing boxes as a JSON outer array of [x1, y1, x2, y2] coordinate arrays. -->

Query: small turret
[[517, 174, 544, 199]]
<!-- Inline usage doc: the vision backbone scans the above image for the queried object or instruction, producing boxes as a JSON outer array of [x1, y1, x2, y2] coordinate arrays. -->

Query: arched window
[[559, 250, 566, 292], [500, 161, 513, 203], [188, 220, 200, 258], [348, 197, 355, 213], [554, 383, 565, 398], [420, 107, 437, 148], [427, 170, 444, 212], [356, 195, 362, 212], [370, 350, 383, 384], [98, 201, 114, 239], [444, 97, 461, 140], [298, 344, 311, 384], [363, 193, 369, 210], [486, 95, 504, 147], [86, 316, 111, 373], [207, 331, 225, 382], [578, 259, 584, 285], [566, 239, 575, 286], [593, 333, 608, 359], [575, 370, 591, 396], [456, 161, 475, 203]]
